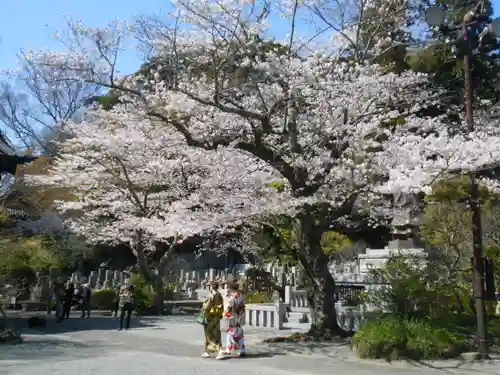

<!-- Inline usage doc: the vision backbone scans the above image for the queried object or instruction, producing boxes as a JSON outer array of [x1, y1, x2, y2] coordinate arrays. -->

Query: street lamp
[[425, 4, 500, 358]]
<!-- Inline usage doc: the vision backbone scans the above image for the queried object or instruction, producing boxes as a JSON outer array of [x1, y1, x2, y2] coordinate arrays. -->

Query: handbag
[[197, 310, 207, 325]]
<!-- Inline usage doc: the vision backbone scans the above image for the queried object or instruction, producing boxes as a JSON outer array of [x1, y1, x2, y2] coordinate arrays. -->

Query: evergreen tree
[[408, 0, 500, 104]]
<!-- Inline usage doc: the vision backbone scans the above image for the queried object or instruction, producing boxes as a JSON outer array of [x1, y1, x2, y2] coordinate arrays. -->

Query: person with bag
[[216, 280, 246, 360], [117, 284, 135, 331], [200, 281, 224, 358]]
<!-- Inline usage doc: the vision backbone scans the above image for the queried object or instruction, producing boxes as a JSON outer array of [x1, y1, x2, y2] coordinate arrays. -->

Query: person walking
[[201, 281, 224, 358], [216, 280, 246, 360], [53, 280, 65, 323], [62, 282, 74, 320], [43, 281, 53, 315], [80, 284, 92, 318], [117, 284, 135, 331], [112, 284, 121, 317]]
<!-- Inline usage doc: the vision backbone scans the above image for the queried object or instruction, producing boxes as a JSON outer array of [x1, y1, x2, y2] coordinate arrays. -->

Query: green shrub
[[405, 319, 464, 359], [352, 315, 467, 360], [366, 254, 465, 318], [91, 289, 116, 311], [129, 274, 156, 314], [245, 291, 272, 304]]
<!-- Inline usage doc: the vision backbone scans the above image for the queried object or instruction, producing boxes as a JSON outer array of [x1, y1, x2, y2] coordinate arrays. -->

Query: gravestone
[[89, 271, 98, 288], [97, 268, 105, 286], [113, 270, 122, 286], [208, 268, 216, 281], [103, 270, 114, 289], [390, 191, 423, 248]]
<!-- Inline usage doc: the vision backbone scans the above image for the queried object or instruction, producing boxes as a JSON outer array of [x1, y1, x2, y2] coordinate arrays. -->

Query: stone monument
[[388, 191, 424, 249], [353, 192, 426, 276]]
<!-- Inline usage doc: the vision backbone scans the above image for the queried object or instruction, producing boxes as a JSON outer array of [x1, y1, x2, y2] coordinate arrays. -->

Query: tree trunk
[[296, 211, 348, 339], [133, 231, 165, 315], [151, 275, 165, 315]]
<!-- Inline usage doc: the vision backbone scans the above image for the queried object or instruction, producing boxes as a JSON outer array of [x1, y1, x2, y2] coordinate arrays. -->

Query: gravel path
[[0, 315, 499, 375]]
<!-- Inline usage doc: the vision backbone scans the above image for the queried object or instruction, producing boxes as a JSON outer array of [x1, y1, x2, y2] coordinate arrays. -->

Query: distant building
[[0, 132, 37, 201]]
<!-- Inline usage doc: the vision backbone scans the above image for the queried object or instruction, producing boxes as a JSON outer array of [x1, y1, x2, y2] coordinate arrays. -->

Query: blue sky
[[0, 0, 292, 77], [0, 0, 170, 76], [2, 1, 500, 76]]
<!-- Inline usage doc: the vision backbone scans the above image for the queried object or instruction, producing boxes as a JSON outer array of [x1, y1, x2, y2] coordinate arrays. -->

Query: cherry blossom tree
[[27, 103, 289, 311], [25, 0, 500, 336]]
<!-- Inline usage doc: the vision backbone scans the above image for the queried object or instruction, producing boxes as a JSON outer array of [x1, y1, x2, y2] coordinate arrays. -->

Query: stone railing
[[284, 286, 308, 308], [243, 300, 379, 331], [245, 301, 286, 330]]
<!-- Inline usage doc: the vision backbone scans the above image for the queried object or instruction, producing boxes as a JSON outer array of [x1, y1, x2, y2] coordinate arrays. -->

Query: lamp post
[[425, 5, 500, 358]]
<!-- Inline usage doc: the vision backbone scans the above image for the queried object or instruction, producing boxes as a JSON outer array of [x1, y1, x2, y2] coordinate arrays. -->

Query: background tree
[[407, 0, 500, 107], [0, 52, 99, 153]]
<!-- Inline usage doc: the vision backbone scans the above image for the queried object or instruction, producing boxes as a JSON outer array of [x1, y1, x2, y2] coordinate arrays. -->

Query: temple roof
[[0, 131, 16, 156], [0, 131, 38, 201]]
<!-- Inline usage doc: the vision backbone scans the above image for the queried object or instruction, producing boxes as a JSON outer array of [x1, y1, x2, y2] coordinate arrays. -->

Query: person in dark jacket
[[80, 284, 92, 318], [62, 283, 74, 320], [112, 284, 121, 317], [53, 280, 65, 323]]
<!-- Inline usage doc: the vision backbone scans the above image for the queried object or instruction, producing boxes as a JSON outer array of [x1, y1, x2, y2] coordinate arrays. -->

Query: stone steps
[[285, 311, 309, 324]]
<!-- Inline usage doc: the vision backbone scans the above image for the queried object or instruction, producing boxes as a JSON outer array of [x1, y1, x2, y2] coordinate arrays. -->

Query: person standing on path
[[216, 280, 246, 360], [53, 280, 65, 323], [117, 284, 135, 331], [113, 284, 121, 317], [201, 281, 224, 358], [62, 282, 75, 320], [80, 284, 92, 318]]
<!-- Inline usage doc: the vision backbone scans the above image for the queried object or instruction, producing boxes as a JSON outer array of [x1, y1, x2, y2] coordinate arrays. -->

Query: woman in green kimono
[[201, 281, 224, 358]]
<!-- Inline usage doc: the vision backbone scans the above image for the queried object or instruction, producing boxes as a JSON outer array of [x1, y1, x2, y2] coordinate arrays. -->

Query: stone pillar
[[208, 268, 216, 281], [118, 271, 125, 285], [220, 270, 227, 283], [113, 270, 122, 286], [284, 285, 292, 305], [103, 270, 114, 289], [274, 298, 285, 330], [89, 271, 98, 288], [179, 269, 185, 284], [97, 268, 105, 286]]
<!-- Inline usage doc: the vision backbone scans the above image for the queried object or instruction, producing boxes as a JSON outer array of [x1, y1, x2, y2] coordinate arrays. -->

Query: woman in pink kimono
[[216, 281, 246, 359]]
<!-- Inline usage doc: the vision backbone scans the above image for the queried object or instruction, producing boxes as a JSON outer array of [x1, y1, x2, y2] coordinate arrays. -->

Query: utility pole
[[463, 20, 489, 358], [425, 4, 500, 357]]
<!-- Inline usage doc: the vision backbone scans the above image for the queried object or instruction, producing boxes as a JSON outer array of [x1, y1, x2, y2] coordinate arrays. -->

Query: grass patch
[[245, 292, 272, 304]]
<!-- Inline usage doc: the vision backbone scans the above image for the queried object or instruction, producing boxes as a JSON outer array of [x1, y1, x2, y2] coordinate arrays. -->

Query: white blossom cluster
[[25, 0, 500, 248]]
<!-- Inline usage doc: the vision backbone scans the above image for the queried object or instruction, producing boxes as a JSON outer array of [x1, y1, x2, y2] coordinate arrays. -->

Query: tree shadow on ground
[[7, 314, 164, 335], [0, 337, 109, 362], [240, 352, 286, 359], [405, 358, 500, 374], [260, 337, 352, 359]]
